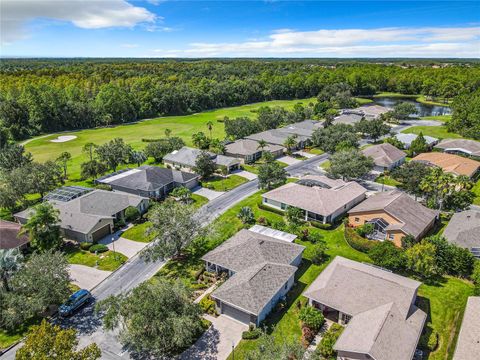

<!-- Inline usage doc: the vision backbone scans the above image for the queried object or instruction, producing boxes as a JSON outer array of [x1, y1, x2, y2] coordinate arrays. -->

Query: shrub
[[427, 330, 438, 351], [257, 202, 285, 216], [95, 183, 112, 191], [89, 244, 108, 253], [79, 242, 92, 251], [270, 219, 287, 231], [114, 218, 126, 229], [194, 267, 204, 280], [299, 306, 325, 332], [311, 243, 329, 265], [308, 231, 325, 244], [199, 295, 217, 315], [237, 206, 255, 224], [242, 328, 262, 340], [302, 326, 315, 347], [355, 223, 374, 237], [310, 221, 332, 230], [344, 227, 378, 253], [317, 323, 344, 358], [256, 216, 269, 226], [125, 206, 140, 222]]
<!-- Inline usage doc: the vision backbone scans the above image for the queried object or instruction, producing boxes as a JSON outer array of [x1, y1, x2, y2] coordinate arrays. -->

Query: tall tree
[[56, 151, 72, 179], [283, 135, 297, 155], [194, 151, 216, 179], [141, 200, 206, 261], [0, 249, 23, 292], [21, 202, 62, 251], [312, 124, 359, 153], [16, 320, 101, 360], [191, 131, 210, 149], [258, 159, 287, 190], [328, 149, 374, 180], [81, 160, 107, 180], [408, 132, 428, 156], [82, 142, 97, 162], [405, 241, 437, 279], [206, 120, 214, 139], [0, 144, 32, 171], [29, 161, 63, 198], [355, 118, 391, 142], [391, 161, 431, 199], [95, 138, 132, 172], [129, 150, 147, 167]]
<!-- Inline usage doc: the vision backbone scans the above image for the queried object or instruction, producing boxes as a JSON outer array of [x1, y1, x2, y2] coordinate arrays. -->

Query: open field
[[402, 125, 466, 140], [24, 98, 316, 179]]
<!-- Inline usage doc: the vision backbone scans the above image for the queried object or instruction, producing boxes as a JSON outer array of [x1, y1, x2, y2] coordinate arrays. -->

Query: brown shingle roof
[[412, 152, 480, 177], [434, 139, 480, 157], [362, 143, 406, 167], [0, 220, 29, 250], [224, 139, 283, 156]]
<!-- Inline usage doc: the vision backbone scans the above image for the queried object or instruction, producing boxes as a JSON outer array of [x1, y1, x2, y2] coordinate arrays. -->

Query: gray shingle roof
[[395, 133, 438, 148], [443, 211, 480, 250], [163, 147, 240, 168], [435, 139, 480, 157], [98, 166, 199, 191], [349, 190, 438, 238], [362, 143, 406, 167], [0, 220, 29, 250], [305, 256, 426, 360], [246, 130, 309, 146], [333, 113, 364, 125], [262, 176, 367, 217], [453, 296, 480, 360], [225, 139, 283, 156], [277, 120, 323, 138]]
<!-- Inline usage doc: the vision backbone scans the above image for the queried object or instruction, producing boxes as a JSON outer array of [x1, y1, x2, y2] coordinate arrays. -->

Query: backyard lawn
[[201, 174, 248, 192], [375, 174, 401, 187], [402, 125, 466, 140], [64, 246, 127, 271]]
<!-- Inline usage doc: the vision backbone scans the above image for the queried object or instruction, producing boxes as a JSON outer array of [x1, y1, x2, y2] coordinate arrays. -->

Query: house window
[[281, 203, 287, 210], [341, 313, 352, 324], [354, 217, 360, 222], [388, 233, 395, 240]]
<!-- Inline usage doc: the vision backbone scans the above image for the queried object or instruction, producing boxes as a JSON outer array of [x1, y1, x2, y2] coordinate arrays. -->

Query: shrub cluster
[[89, 244, 108, 253], [242, 327, 262, 340], [199, 295, 217, 316], [257, 202, 285, 216], [79, 242, 92, 251], [344, 226, 378, 253]]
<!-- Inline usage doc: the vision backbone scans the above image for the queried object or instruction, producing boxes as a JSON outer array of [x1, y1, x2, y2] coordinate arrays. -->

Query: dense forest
[[1, 59, 479, 141]]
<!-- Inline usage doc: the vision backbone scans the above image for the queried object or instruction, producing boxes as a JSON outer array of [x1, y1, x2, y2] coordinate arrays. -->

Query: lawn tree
[[21, 202, 62, 251], [81, 159, 107, 180], [192, 131, 210, 149], [129, 150, 147, 167], [56, 151, 72, 179], [96, 279, 205, 357], [194, 151, 216, 179], [258, 157, 287, 190], [224, 116, 260, 140], [405, 241, 438, 279], [311, 124, 359, 153], [206, 120, 214, 139], [82, 142, 97, 161], [368, 241, 406, 271], [355, 118, 391, 142], [257, 106, 286, 131], [145, 140, 171, 163], [283, 135, 297, 155], [170, 186, 192, 203], [383, 136, 405, 149], [392, 102, 417, 120], [0, 248, 23, 292], [164, 128, 172, 138], [286, 206, 304, 227], [244, 332, 305, 360], [141, 200, 206, 261], [95, 138, 132, 172], [408, 132, 428, 156], [30, 161, 63, 198], [237, 206, 255, 224], [328, 149, 374, 180], [391, 161, 430, 199], [209, 138, 226, 154], [311, 241, 329, 265], [16, 320, 101, 360], [425, 235, 474, 278], [0, 144, 32, 171], [0, 166, 32, 211]]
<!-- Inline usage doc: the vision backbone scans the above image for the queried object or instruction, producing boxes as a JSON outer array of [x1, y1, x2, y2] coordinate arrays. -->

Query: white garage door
[[222, 303, 251, 325]]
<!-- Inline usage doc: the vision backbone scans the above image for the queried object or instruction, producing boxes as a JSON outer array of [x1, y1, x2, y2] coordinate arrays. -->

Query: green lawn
[[375, 174, 401, 187], [242, 160, 287, 175], [355, 97, 374, 105], [201, 174, 248, 192], [305, 147, 324, 155], [122, 221, 155, 243], [420, 115, 452, 123], [472, 180, 480, 205], [319, 160, 331, 170], [402, 126, 466, 140], [191, 193, 209, 208], [64, 246, 127, 271], [416, 95, 452, 107], [0, 317, 39, 350], [23, 98, 316, 180]]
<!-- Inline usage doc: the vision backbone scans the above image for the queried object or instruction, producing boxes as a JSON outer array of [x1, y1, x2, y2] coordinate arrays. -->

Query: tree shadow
[[416, 296, 434, 359], [55, 300, 102, 335]]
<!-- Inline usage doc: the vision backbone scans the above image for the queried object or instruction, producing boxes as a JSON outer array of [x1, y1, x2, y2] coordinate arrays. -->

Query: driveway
[[294, 150, 316, 159], [193, 186, 225, 200], [181, 314, 247, 360], [69, 264, 111, 290], [99, 236, 148, 259], [277, 155, 302, 165], [231, 169, 257, 180]]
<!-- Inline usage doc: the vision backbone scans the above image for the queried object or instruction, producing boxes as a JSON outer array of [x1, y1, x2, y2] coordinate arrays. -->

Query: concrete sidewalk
[[69, 264, 111, 290]]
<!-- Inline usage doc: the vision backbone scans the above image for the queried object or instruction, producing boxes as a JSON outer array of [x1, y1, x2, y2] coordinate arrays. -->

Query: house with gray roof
[[246, 129, 309, 149], [443, 210, 480, 258], [333, 113, 364, 125], [202, 228, 305, 326], [276, 120, 323, 139], [434, 138, 480, 159], [224, 139, 284, 163], [163, 147, 241, 174], [96, 165, 199, 199], [262, 175, 367, 224], [453, 296, 480, 360], [15, 190, 148, 243], [358, 104, 391, 120], [304, 256, 426, 360], [394, 133, 438, 149], [0, 220, 29, 250], [348, 190, 438, 247], [362, 143, 406, 172]]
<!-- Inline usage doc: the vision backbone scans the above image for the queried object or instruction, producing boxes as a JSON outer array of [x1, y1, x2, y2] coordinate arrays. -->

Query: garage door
[[91, 225, 111, 242], [222, 303, 251, 325]]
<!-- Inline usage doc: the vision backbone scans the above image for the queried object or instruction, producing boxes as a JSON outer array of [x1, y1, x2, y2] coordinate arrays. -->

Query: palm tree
[[0, 248, 22, 291], [257, 139, 268, 151], [283, 136, 296, 155], [237, 206, 255, 224], [165, 128, 172, 138], [206, 121, 214, 139]]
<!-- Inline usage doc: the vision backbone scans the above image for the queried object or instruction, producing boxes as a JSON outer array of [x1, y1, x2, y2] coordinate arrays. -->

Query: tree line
[[1, 59, 479, 141]]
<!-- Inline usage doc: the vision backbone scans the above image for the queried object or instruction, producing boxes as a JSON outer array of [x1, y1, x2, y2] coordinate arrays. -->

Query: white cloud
[[1, 0, 156, 44], [168, 26, 480, 58]]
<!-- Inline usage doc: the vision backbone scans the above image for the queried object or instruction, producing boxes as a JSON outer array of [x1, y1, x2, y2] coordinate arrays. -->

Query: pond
[[370, 96, 451, 117]]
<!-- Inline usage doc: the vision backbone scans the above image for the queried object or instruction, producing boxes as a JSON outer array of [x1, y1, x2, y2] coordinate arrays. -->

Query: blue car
[[59, 289, 92, 317]]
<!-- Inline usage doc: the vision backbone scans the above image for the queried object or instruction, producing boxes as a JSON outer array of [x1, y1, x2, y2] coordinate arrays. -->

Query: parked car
[[59, 289, 92, 317]]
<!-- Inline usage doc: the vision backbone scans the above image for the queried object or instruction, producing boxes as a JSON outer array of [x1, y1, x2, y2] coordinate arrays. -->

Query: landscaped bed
[[201, 174, 248, 192]]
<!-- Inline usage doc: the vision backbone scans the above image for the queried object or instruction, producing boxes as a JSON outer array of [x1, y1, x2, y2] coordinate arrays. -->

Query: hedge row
[[257, 202, 285, 216], [344, 227, 378, 253]]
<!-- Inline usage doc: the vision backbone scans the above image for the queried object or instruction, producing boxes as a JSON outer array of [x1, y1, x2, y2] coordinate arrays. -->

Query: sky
[[1, 0, 479, 58]]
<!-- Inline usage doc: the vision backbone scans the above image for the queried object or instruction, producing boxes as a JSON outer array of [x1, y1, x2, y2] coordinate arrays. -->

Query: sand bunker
[[50, 135, 77, 143]]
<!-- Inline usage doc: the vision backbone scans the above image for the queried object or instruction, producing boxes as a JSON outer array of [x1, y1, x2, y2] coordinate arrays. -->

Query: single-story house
[[434, 139, 480, 159], [163, 147, 241, 173], [246, 129, 310, 150], [224, 139, 284, 164], [96, 165, 199, 199], [394, 133, 438, 149], [304, 256, 426, 360], [333, 113, 364, 126], [443, 210, 480, 258], [358, 104, 391, 120], [348, 190, 438, 247], [15, 189, 149, 243], [0, 220, 30, 250], [362, 143, 407, 172], [276, 120, 323, 139], [262, 175, 367, 224], [411, 152, 480, 178], [202, 228, 305, 327], [453, 296, 480, 360]]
